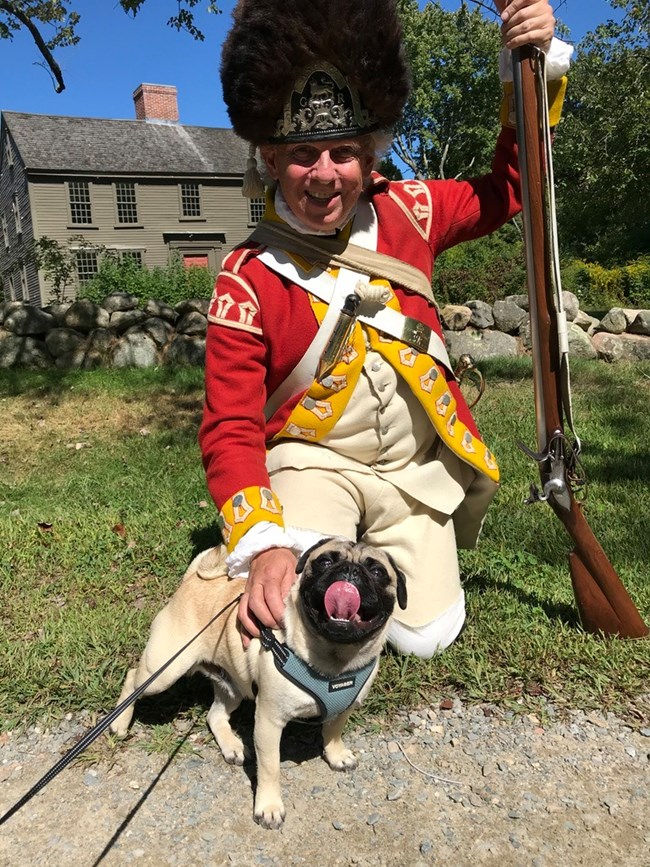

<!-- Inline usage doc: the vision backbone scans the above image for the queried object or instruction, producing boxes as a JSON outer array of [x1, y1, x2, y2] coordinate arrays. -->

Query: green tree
[[394, 0, 502, 179], [30, 235, 105, 302], [553, 0, 650, 263], [0, 1, 79, 92], [0, 0, 220, 92], [119, 0, 220, 40], [29, 235, 77, 302]]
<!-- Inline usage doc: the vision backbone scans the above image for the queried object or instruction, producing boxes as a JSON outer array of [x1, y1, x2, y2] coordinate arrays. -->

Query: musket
[[511, 45, 648, 638]]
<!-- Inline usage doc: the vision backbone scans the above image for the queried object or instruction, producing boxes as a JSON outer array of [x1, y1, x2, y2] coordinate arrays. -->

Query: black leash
[[0, 593, 242, 827]]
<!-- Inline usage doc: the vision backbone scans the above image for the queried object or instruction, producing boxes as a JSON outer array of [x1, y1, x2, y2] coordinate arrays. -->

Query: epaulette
[[383, 179, 434, 242], [220, 242, 265, 275]]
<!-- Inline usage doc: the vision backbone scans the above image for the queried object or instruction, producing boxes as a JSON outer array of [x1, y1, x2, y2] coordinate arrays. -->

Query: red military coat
[[199, 128, 521, 551]]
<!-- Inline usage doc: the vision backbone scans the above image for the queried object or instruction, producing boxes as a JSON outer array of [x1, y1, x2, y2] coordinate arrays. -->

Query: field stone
[[165, 334, 206, 366], [620, 307, 643, 326], [567, 322, 597, 359], [112, 331, 158, 368], [592, 331, 650, 362], [177, 311, 208, 336], [111, 309, 148, 334], [142, 316, 174, 347], [54, 347, 90, 370], [42, 302, 73, 326], [562, 291, 580, 321], [493, 298, 527, 333], [87, 328, 114, 356], [0, 332, 52, 368], [440, 304, 472, 331], [505, 293, 529, 311], [598, 307, 627, 334], [144, 299, 178, 324], [3, 306, 54, 336], [63, 300, 110, 332], [444, 328, 519, 361], [573, 310, 600, 333], [466, 300, 494, 329], [175, 298, 209, 316], [101, 292, 140, 315], [45, 327, 87, 358], [0, 300, 23, 325], [628, 310, 650, 336]]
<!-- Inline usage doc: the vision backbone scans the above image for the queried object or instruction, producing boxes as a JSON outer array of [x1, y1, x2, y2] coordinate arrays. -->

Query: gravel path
[[1, 699, 649, 867]]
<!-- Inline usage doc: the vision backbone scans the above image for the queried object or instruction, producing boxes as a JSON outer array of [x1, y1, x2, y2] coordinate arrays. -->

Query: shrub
[[79, 255, 216, 306], [560, 257, 650, 311], [433, 220, 526, 305]]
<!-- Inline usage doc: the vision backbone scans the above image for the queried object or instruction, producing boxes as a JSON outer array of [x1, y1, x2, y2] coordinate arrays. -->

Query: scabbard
[[317, 293, 361, 382]]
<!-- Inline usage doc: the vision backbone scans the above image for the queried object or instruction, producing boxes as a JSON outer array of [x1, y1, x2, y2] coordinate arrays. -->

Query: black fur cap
[[220, 0, 411, 144]]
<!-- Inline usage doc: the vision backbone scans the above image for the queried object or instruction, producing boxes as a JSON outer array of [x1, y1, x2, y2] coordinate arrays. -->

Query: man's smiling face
[[261, 138, 374, 233]]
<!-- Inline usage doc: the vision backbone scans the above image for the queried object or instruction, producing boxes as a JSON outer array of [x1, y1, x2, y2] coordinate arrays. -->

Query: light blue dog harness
[[259, 627, 378, 723]]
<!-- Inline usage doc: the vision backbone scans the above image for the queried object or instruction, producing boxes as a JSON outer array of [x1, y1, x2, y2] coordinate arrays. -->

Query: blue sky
[[1, 0, 622, 128]]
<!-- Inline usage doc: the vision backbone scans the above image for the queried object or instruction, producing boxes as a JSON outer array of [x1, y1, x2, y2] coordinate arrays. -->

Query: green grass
[[1, 361, 649, 733]]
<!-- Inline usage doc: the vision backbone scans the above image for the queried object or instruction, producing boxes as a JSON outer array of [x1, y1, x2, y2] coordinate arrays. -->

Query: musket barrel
[[511, 46, 648, 639]]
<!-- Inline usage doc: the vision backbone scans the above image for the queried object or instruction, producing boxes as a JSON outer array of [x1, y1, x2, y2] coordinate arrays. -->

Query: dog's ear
[[386, 553, 408, 610], [295, 538, 334, 575]]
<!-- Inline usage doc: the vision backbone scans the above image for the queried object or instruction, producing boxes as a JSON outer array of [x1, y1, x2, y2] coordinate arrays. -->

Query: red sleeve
[[429, 127, 520, 255], [199, 312, 271, 513]]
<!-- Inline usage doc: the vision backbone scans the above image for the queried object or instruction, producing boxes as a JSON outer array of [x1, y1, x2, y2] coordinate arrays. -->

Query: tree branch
[[0, 0, 66, 91], [391, 135, 419, 178], [464, 0, 498, 18]]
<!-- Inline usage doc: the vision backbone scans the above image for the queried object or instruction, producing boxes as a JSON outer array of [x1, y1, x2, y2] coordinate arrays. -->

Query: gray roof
[[1, 111, 249, 176]]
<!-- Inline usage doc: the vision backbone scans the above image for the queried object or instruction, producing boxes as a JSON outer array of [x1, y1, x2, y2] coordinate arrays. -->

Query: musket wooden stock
[[514, 47, 647, 639]]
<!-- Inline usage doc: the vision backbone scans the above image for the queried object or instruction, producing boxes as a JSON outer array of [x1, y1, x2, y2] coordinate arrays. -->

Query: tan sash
[[249, 221, 436, 304]]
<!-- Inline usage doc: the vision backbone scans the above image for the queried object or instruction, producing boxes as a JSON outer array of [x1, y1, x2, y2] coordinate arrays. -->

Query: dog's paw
[[109, 719, 129, 739], [208, 717, 249, 765], [323, 743, 358, 771], [220, 741, 249, 766], [254, 799, 286, 830]]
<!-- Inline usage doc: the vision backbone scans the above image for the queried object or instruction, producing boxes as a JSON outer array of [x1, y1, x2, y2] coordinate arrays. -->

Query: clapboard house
[[0, 84, 261, 305]]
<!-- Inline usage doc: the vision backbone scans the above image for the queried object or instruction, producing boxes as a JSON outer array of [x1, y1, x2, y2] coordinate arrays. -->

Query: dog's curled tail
[[183, 546, 230, 583]]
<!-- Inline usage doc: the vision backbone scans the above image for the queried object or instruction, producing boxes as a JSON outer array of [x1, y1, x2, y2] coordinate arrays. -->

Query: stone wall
[[441, 292, 650, 363], [0, 294, 207, 370], [1, 291, 649, 370]]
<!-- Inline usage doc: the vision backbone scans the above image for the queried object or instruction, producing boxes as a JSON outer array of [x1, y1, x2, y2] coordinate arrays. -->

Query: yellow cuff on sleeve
[[219, 486, 284, 552], [500, 75, 568, 129]]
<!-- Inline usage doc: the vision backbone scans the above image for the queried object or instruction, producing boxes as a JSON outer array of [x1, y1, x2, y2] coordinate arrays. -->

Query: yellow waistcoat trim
[[272, 281, 499, 484]]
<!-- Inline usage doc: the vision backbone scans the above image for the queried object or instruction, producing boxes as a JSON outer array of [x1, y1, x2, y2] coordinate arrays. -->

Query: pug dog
[[110, 538, 407, 829]]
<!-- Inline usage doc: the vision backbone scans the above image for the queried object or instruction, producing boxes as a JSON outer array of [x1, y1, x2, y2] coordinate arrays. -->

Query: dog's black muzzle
[[299, 554, 397, 645]]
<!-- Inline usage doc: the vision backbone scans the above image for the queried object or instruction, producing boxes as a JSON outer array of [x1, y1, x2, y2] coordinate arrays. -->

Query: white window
[[68, 181, 93, 224], [76, 249, 99, 283], [11, 193, 21, 234], [1, 212, 8, 248], [180, 182, 201, 217], [4, 137, 13, 169], [121, 249, 144, 266], [20, 265, 28, 302], [6, 272, 16, 301], [248, 197, 266, 224], [115, 182, 139, 224]]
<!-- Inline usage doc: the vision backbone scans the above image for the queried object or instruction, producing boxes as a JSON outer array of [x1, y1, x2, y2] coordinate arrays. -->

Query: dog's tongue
[[324, 581, 361, 621]]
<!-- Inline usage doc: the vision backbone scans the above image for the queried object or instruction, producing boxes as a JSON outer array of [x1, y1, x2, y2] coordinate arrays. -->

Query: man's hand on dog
[[239, 547, 298, 646]]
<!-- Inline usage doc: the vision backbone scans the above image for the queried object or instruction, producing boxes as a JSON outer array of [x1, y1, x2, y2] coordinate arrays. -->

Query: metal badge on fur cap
[[271, 61, 379, 143], [220, 0, 411, 146]]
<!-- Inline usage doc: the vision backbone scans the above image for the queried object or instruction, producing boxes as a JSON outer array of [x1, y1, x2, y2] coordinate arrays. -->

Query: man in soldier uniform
[[199, 0, 571, 656]]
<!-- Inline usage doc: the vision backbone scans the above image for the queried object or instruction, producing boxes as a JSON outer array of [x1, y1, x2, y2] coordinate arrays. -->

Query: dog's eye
[[365, 559, 387, 580], [315, 554, 335, 571]]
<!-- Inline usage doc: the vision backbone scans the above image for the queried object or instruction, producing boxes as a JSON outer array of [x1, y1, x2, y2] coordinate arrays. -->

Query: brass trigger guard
[[454, 354, 485, 409]]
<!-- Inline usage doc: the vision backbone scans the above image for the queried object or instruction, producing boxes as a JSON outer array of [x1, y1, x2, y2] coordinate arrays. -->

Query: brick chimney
[[133, 84, 179, 123]]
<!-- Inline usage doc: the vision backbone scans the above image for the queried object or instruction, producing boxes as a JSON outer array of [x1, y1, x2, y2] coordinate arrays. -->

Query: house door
[[183, 254, 209, 268]]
